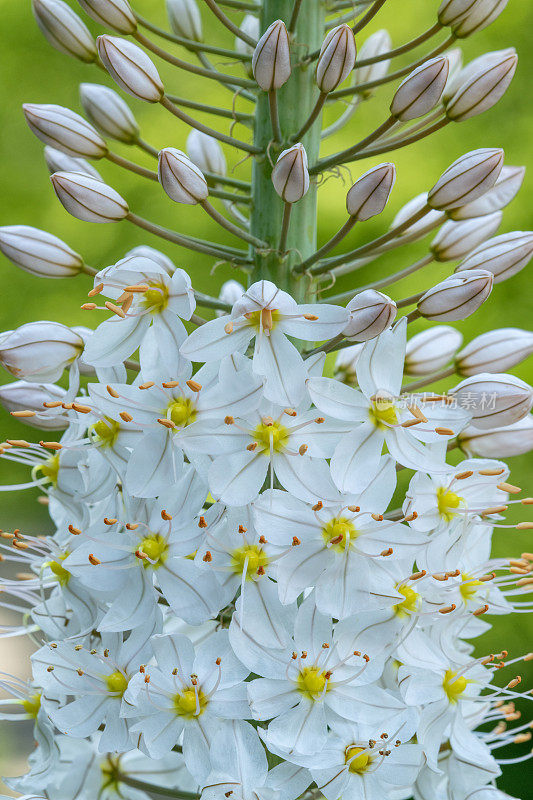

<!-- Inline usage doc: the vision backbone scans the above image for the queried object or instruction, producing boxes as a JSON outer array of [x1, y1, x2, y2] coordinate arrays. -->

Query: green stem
[[406, 308, 422, 323], [354, 252, 434, 293], [165, 93, 254, 125], [136, 138, 159, 158], [203, 0, 258, 46], [354, 22, 443, 68], [350, 118, 449, 161], [81, 263, 98, 276], [218, 0, 261, 9], [268, 89, 283, 143], [204, 172, 252, 191], [397, 291, 424, 308], [118, 774, 198, 799], [279, 202, 292, 253], [402, 366, 456, 393], [293, 92, 327, 141], [194, 292, 232, 311], [200, 200, 267, 248], [297, 217, 356, 272], [311, 116, 395, 172], [105, 151, 158, 181], [135, 12, 252, 60], [288, 0, 304, 32]]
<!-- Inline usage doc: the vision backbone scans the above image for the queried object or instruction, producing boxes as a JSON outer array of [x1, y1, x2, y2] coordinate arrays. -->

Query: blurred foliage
[[0, 0, 532, 795]]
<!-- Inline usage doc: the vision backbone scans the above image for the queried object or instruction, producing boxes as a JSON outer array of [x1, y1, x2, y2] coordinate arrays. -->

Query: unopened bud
[[166, 0, 203, 41], [77, 0, 137, 34], [32, 0, 97, 63], [392, 193, 445, 239], [438, 0, 510, 38], [252, 20, 291, 91], [126, 245, 175, 275], [354, 29, 392, 91], [455, 232, 533, 283], [219, 280, 244, 307], [418, 269, 493, 321], [44, 146, 103, 181], [405, 326, 463, 376], [449, 165, 525, 220], [23, 103, 107, 159], [271, 144, 309, 203], [80, 83, 139, 144], [446, 50, 517, 122], [0, 381, 68, 430], [428, 148, 504, 211], [390, 56, 449, 121], [51, 171, 129, 223], [158, 148, 209, 205], [343, 290, 397, 341], [456, 328, 533, 376], [334, 343, 364, 385], [97, 36, 164, 102], [459, 416, 533, 458], [430, 212, 502, 261], [0, 225, 84, 278], [235, 14, 260, 64], [346, 163, 395, 220], [0, 322, 84, 383], [316, 25, 356, 94], [186, 130, 226, 177], [450, 374, 533, 429]]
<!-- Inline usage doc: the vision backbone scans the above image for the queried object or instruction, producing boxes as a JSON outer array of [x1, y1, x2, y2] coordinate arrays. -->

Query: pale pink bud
[[459, 416, 533, 458], [32, 0, 97, 63], [428, 148, 504, 211], [444, 48, 514, 101], [343, 290, 397, 341], [252, 20, 291, 91], [455, 231, 533, 283], [449, 165, 525, 220], [186, 130, 226, 177], [271, 144, 309, 203], [158, 148, 209, 205], [51, 171, 129, 223], [80, 83, 139, 144], [77, 0, 137, 34], [0, 322, 84, 383], [44, 146, 103, 181], [446, 50, 517, 122], [0, 381, 68, 430], [405, 326, 463, 376], [346, 163, 396, 220], [97, 36, 164, 102], [456, 328, 533, 376], [235, 14, 260, 63], [450, 373, 533, 429], [418, 269, 494, 321], [166, 0, 203, 42], [0, 225, 84, 278], [438, 0, 509, 38], [430, 212, 502, 261], [390, 56, 449, 121], [354, 29, 392, 90], [23, 103, 107, 159], [316, 25, 356, 94]]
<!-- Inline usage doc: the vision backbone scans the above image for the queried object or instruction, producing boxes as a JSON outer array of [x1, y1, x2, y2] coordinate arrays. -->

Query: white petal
[[274, 453, 341, 504], [307, 377, 368, 422], [253, 328, 307, 406], [281, 304, 348, 340], [356, 317, 406, 397], [209, 450, 268, 505], [330, 423, 384, 494], [180, 315, 253, 361]]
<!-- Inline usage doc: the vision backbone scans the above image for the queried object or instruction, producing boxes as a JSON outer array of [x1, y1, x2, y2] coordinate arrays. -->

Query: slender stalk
[[118, 774, 198, 799], [312, 116, 395, 172], [321, 92, 360, 139], [126, 212, 250, 262], [397, 291, 424, 308], [165, 93, 254, 124], [204, 172, 252, 191], [203, 0, 258, 46], [200, 200, 267, 248], [135, 13, 252, 60], [354, 252, 434, 292], [297, 217, 356, 272], [352, 0, 387, 34], [354, 22, 443, 68], [209, 187, 252, 203], [304, 332, 345, 357], [218, 0, 261, 9], [105, 152, 158, 181], [293, 92, 327, 141], [377, 107, 444, 147], [268, 89, 283, 143], [136, 138, 159, 158], [406, 308, 422, 323], [81, 264, 97, 276], [402, 366, 456, 393], [160, 96, 262, 155], [194, 292, 232, 311], [288, 0, 304, 33], [279, 203, 292, 253]]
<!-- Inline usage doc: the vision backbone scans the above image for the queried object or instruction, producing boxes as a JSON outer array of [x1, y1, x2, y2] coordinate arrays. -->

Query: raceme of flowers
[[0, 2, 532, 800]]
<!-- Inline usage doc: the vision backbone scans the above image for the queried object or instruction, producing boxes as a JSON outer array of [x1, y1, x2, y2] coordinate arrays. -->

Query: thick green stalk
[[249, 0, 325, 300]]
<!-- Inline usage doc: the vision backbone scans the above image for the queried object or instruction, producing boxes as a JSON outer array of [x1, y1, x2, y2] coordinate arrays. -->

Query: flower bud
[[418, 269, 494, 322], [430, 212, 502, 261], [80, 83, 140, 144], [390, 56, 449, 121], [450, 373, 533, 429], [438, 0, 509, 38], [22, 103, 107, 159], [32, 0, 97, 63], [446, 51, 517, 122], [0, 321, 84, 383], [0, 381, 68, 430], [444, 48, 514, 102], [235, 14, 260, 64], [405, 326, 463, 376], [442, 47, 464, 102], [455, 231, 533, 283], [459, 416, 533, 458], [334, 343, 364, 385], [217, 280, 245, 315], [271, 144, 309, 203], [166, 0, 203, 42], [316, 25, 356, 94], [97, 36, 164, 103], [252, 20, 291, 91], [456, 328, 533, 376], [391, 193, 445, 239], [343, 290, 397, 341], [449, 165, 524, 220], [51, 171, 129, 223], [77, 0, 137, 34], [44, 145, 103, 181], [428, 148, 504, 211], [0, 225, 84, 278], [186, 130, 226, 177], [354, 29, 392, 90], [158, 148, 209, 205], [346, 163, 395, 221], [126, 245, 175, 275]]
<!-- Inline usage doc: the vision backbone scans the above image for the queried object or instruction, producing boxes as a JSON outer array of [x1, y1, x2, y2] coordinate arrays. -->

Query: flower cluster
[[0, 2, 532, 800]]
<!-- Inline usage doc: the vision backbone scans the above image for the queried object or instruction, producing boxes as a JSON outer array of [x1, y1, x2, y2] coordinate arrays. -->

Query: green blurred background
[[0, 0, 531, 795]]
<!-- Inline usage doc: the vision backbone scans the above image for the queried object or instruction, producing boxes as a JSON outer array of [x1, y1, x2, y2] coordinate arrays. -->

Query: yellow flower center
[[369, 398, 398, 429], [231, 545, 269, 579], [91, 418, 121, 448], [297, 667, 329, 699], [138, 534, 168, 567], [442, 669, 469, 703], [20, 693, 41, 718], [246, 308, 280, 332], [253, 420, 289, 453], [47, 552, 70, 586], [345, 746, 371, 774], [105, 671, 128, 696], [100, 757, 120, 792], [32, 454, 60, 486], [393, 584, 419, 617], [174, 687, 207, 718], [322, 518, 357, 551], [436, 486, 463, 522], [168, 397, 196, 428], [142, 281, 169, 314], [459, 572, 483, 602]]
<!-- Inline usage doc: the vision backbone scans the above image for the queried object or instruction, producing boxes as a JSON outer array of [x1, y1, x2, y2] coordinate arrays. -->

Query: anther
[[521, 498, 533, 505], [299, 444, 308, 455], [257, 566, 265, 575], [479, 468, 506, 476], [68, 524, 81, 535], [126, 523, 139, 530], [158, 418, 176, 429], [315, 417, 325, 424], [454, 470, 474, 480], [215, 658, 222, 666], [43, 400, 63, 408], [284, 408, 297, 416], [81, 302, 97, 310], [402, 419, 421, 428], [516, 522, 533, 530], [104, 518, 117, 525], [439, 604, 456, 614], [292, 537, 301, 546], [161, 510, 173, 521], [105, 301, 126, 318], [303, 314, 318, 320], [203, 551, 212, 562], [6, 439, 30, 448], [198, 517, 207, 528], [162, 381, 181, 388], [435, 427, 454, 435], [106, 385, 120, 398], [186, 380, 202, 392], [238, 525, 247, 533], [381, 548, 393, 557], [259, 536, 267, 544], [507, 676, 522, 689], [371, 513, 383, 521], [404, 511, 418, 521], [473, 604, 489, 616], [312, 501, 323, 511], [224, 416, 234, 425], [124, 284, 149, 293], [88, 554, 101, 565], [498, 482, 522, 494], [88, 283, 104, 296], [10, 410, 36, 418], [247, 442, 257, 451], [139, 382, 155, 390], [39, 440, 62, 450], [409, 570, 426, 581], [481, 505, 508, 517], [119, 411, 132, 422], [224, 322, 233, 334]]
